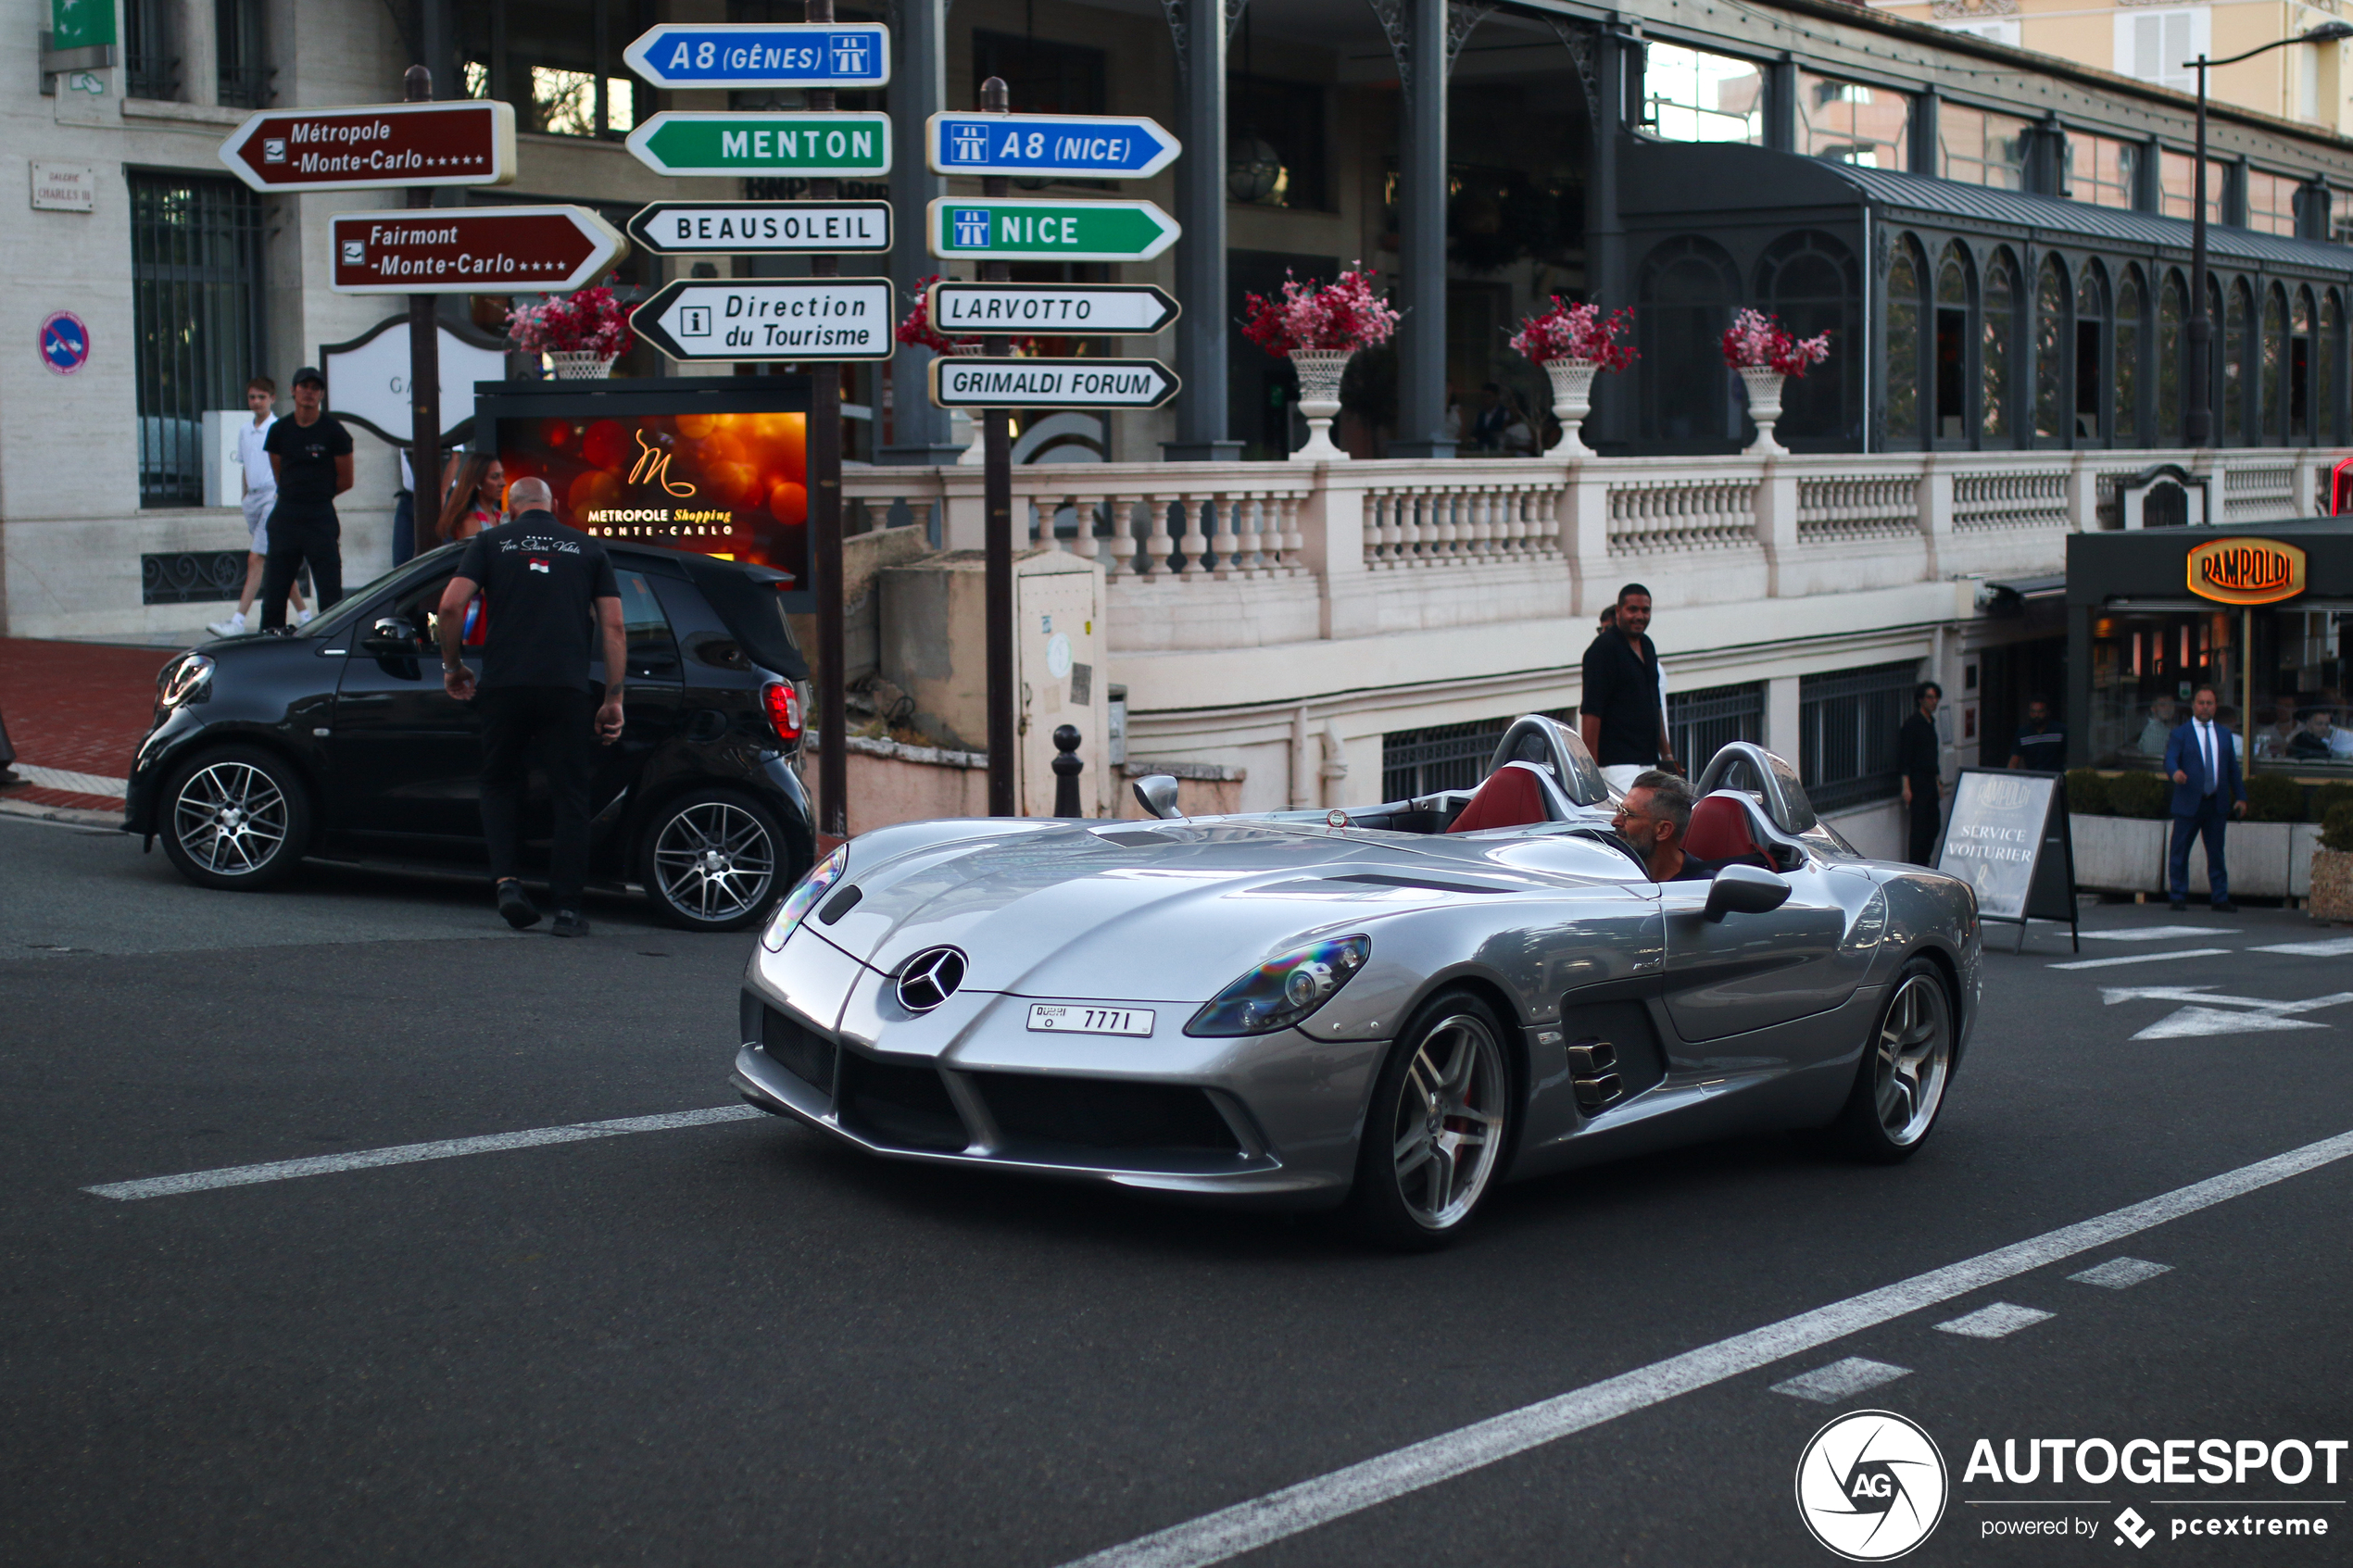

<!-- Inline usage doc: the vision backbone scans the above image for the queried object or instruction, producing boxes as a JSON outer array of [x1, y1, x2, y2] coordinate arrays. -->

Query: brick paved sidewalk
[[0, 639, 178, 813]]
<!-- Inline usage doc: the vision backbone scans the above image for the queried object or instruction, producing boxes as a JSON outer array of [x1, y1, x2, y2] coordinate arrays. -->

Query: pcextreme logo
[[1796, 1411, 1951, 1561]]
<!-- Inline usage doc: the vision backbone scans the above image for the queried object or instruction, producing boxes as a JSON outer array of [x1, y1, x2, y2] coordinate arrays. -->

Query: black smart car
[[126, 541, 815, 932]]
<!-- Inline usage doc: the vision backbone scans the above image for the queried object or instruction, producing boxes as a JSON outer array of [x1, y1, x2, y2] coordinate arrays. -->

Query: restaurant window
[[1885, 237, 1924, 445], [2291, 288, 2314, 443], [1982, 246, 2018, 444], [2115, 7, 2208, 96], [459, 0, 642, 138], [1935, 244, 1970, 443], [2246, 170, 2298, 237], [2322, 291, 2343, 444], [2073, 261, 2106, 443], [2248, 609, 2353, 773], [1759, 231, 1856, 445], [1669, 684, 1765, 774], [1228, 75, 1328, 211], [1800, 662, 1917, 809], [2261, 284, 2286, 442], [2087, 608, 2241, 771], [2225, 279, 2251, 445], [1939, 104, 2030, 190], [2159, 150, 2226, 223], [2034, 256, 2069, 445], [1644, 44, 1765, 144], [131, 173, 266, 508], [2158, 270, 2185, 442], [1639, 236, 1741, 444], [2113, 264, 2145, 445], [1797, 73, 1908, 168], [2066, 133, 2139, 211]]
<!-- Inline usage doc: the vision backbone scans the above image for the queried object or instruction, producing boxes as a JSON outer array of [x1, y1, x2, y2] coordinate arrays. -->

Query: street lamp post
[[2183, 22, 2353, 446]]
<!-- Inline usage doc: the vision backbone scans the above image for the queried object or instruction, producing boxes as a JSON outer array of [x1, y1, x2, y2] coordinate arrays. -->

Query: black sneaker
[[2210, 900, 2239, 913], [551, 909, 589, 938], [497, 880, 541, 930]]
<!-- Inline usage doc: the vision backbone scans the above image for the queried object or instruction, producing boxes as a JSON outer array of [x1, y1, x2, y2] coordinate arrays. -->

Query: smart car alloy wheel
[[157, 746, 311, 891], [645, 790, 784, 931]]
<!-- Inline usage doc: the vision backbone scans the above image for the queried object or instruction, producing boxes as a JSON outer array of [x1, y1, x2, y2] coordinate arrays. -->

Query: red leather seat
[[1686, 793, 1774, 868], [1446, 761, 1553, 834]]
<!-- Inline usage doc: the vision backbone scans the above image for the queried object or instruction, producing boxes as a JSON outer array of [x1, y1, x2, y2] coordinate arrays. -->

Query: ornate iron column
[[881, 0, 965, 464], [1386, 0, 1454, 458], [1164, 0, 1242, 459]]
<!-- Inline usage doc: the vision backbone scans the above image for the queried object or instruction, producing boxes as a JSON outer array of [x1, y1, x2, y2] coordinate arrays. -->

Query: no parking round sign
[[40, 311, 91, 375]]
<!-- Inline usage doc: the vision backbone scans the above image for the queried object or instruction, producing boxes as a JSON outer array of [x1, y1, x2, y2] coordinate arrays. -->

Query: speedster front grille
[[837, 1047, 970, 1151], [759, 1001, 837, 1095], [972, 1073, 1240, 1156]]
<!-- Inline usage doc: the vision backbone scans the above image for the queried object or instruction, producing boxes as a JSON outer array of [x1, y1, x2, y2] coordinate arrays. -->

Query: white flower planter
[[1542, 358, 1599, 458], [1288, 348, 1353, 463], [1737, 365, 1787, 456], [2069, 814, 2323, 899], [2069, 813, 2166, 894], [546, 351, 616, 380]]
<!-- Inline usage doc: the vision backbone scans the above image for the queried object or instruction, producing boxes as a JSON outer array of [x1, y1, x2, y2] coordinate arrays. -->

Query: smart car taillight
[[762, 681, 803, 745]]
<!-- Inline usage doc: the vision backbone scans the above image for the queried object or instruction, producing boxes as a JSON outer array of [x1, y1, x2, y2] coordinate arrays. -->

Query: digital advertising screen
[[474, 378, 814, 608]]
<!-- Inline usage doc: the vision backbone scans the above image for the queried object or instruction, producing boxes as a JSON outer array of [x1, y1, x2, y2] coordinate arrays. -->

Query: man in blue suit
[[2163, 684, 2246, 912]]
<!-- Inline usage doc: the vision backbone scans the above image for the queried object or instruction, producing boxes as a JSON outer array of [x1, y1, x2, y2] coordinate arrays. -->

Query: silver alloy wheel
[[171, 760, 289, 875], [650, 801, 776, 922], [1389, 1011, 1508, 1230], [1873, 972, 1953, 1147]]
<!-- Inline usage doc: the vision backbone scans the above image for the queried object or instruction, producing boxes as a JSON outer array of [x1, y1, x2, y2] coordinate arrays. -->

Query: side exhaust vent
[[1569, 1039, 1624, 1112]]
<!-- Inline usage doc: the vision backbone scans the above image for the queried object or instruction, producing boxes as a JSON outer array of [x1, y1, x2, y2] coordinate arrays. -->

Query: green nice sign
[[925, 197, 1181, 262], [625, 112, 892, 177]]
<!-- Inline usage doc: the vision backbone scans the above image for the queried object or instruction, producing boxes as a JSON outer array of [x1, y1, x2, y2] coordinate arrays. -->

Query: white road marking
[[1054, 1126, 2353, 1568], [2050, 947, 2232, 971], [1934, 1302, 2056, 1338], [2096, 985, 2353, 1040], [2132, 1007, 2326, 1041], [1768, 1358, 1911, 1404], [2252, 937, 2353, 958], [2079, 927, 2232, 941], [2069, 1258, 2172, 1290], [2098, 985, 2353, 1013], [82, 1106, 763, 1200], [13, 763, 129, 797]]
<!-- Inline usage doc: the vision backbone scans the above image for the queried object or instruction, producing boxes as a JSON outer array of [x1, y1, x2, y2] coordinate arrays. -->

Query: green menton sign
[[625, 112, 892, 177]]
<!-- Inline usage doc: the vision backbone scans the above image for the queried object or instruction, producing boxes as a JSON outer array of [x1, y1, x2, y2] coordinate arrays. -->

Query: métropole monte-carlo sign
[[2186, 536, 2308, 606]]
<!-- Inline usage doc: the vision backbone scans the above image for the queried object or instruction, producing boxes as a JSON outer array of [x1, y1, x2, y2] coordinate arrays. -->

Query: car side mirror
[[362, 617, 420, 656], [1131, 774, 1184, 820], [1703, 862, 1791, 922]]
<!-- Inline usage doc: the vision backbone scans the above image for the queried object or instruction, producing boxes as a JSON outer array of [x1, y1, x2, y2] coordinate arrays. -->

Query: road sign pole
[[402, 65, 444, 545], [979, 76, 1016, 819], [808, 0, 848, 843]]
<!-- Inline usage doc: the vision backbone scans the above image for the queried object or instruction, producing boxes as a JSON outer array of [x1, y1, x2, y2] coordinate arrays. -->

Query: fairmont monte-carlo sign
[[2186, 536, 2308, 606]]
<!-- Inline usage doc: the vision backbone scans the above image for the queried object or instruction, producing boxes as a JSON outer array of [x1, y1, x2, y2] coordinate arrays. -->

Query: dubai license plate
[[1026, 1003, 1154, 1036]]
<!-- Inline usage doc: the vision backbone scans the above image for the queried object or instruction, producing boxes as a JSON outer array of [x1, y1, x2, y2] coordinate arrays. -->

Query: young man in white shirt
[[208, 377, 308, 637]]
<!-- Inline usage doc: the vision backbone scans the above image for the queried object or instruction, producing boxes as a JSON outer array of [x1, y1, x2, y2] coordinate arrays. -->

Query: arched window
[[1935, 243, 1970, 443], [2292, 288, 2314, 443], [2261, 285, 2286, 442], [2113, 265, 2144, 447], [2033, 254, 2068, 444], [2323, 290, 2343, 445], [1757, 230, 1859, 446], [2073, 260, 2107, 443], [1885, 236, 1925, 446], [1637, 236, 1743, 445], [2158, 270, 2185, 443], [2225, 279, 2251, 444], [1982, 245, 2018, 444]]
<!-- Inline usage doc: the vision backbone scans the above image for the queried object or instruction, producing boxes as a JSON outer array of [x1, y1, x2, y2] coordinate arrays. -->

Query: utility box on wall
[[879, 548, 1112, 817]]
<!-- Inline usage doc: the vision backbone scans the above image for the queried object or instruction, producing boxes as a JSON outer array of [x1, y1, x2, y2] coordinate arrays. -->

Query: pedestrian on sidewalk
[[207, 378, 308, 638], [1581, 583, 1679, 793], [1899, 682, 1945, 866], [2008, 696, 2066, 771], [0, 702, 22, 789], [257, 368, 354, 631], [2164, 684, 2246, 913], [435, 477, 624, 937]]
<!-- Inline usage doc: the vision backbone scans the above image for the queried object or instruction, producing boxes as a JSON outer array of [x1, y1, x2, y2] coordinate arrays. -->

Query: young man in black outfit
[[435, 478, 625, 936], [1897, 681, 1944, 865], [258, 367, 355, 629], [2008, 696, 2067, 771], [1580, 582, 1679, 790]]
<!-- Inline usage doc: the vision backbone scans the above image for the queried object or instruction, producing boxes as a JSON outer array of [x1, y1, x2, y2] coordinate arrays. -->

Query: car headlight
[[1185, 935, 1369, 1037], [761, 844, 847, 952], [159, 653, 213, 709]]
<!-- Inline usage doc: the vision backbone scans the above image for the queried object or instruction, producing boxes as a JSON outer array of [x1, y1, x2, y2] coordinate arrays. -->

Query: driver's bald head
[[507, 476, 553, 513]]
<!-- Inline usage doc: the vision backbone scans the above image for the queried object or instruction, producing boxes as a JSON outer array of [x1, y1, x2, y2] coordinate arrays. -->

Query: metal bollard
[[1051, 724, 1084, 817]]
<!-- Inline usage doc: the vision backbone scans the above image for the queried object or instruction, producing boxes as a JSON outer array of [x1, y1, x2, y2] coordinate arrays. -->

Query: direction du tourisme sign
[[632, 280, 894, 362]]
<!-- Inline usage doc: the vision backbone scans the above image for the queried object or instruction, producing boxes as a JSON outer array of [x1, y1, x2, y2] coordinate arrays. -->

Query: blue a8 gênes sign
[[925, 111, 1180, 179], [623, 24, 889, 89]]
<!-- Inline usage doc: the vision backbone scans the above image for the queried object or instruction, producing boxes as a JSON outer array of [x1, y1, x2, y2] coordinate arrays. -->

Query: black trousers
[[258, 508, 343, 629], [478, 685, 595, 909], [1906, 779, 1942, 866]]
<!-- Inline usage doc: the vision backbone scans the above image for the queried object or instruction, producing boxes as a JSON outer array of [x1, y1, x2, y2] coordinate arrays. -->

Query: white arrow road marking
[[2132, 1007, 2329, 1040], [2097, 985, 2353, 1039], [1054, 1126, 2353, 1568], [2069, 1258, 2172, 1289], [2078, 926, 2233, 941], [2050, 947, 2233, 971], [2252, 937, 2353, 957], [1935, 1302, 2056, 1338], [1768, 1358, 1911, 1404]]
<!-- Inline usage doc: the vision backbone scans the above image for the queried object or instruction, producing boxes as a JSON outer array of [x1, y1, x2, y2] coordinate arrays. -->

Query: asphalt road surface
[[5, 812, 2350, 1567]]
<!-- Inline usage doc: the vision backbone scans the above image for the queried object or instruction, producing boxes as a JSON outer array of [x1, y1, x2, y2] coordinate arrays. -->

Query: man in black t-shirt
[[1897, 681, 1944, 866], [1580, 583, 1679, 791], [437, 478, 624, 936], [2008, 697, 2067, 772], [257, 367, 355, 629]]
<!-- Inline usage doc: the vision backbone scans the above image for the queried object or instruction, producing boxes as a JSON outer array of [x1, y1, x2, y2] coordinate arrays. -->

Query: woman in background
[[434, 455, 506, 546]]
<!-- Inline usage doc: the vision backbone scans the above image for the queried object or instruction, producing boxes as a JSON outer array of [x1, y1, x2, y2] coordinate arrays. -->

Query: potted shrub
[[1240, 264, 1401, 462], [2067, 770, 2170, 895], [506, 286, 633, 379], [1720, 308, 1830, 456], [1507, 298, 1635, 458], [2309, 802, 2353, 922]]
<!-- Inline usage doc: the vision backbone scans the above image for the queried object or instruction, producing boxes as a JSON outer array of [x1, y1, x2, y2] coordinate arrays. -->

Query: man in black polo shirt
[[1898, 681, 1945, 865], [257, 367, 355, 629], [436, 478, 625, 936], [1580, 583, 1678, 791], [2008, 696, 2067, 772]]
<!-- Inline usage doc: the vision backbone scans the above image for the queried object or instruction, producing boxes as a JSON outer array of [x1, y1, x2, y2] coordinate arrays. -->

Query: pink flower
[[1241, 265, 1401, 357], [1509, 298, 1636, 372], [1721, 308, 1831, 378], [895, 276, 977, 355], [506, 286, 634, 358]]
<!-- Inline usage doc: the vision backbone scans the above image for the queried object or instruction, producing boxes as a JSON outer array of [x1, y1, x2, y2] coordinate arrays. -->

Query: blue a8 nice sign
[[623, 24, 890, 89]]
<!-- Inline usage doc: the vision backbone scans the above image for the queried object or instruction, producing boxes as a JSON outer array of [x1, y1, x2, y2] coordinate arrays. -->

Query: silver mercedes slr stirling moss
[[732, 721, 1981, 1248]]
